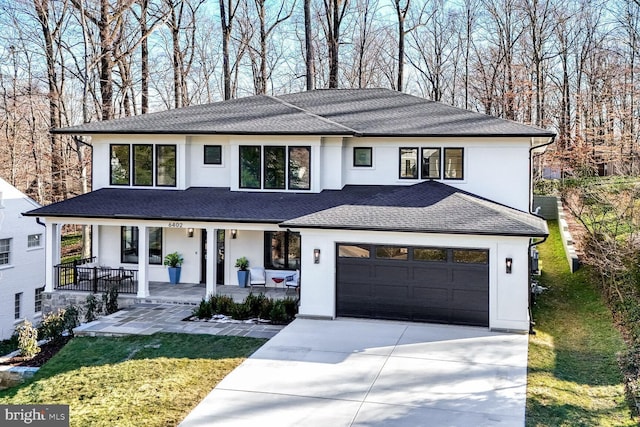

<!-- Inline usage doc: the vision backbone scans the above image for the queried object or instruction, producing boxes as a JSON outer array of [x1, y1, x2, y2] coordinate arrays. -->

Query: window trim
[[443, 147, 465, 180], [420, 147, 442, 179], [288, 146, 311, 190], [0, 238, 11, 266], [264, 230, 301, 270], [14, 292, 22, 320], [353, 147, 373, 167], [35, 286, 44, 313], [121, 226, 163, 265], [399, 147, 419, 179], [203, 145, 222, 165], [110, 144, 131, 186], [155, 144, 177, 187], [132, 144, 154, 186], [27, 234, 42, 249]]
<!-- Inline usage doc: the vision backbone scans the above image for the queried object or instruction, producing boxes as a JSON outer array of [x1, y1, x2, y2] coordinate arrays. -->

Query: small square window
[[28, 234, 42, 248], [204, 145, 222, 165], [353, 147, 372, 167]]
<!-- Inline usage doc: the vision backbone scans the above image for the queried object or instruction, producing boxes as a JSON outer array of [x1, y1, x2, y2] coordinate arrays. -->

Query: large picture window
[[121, 226, 163, 264], [264, 231, 301, 270], [444, 148, 464, 179], [133, 145, 153, 186], [289, 146, 311, 190], [110, 144, 176, 187], [239, 145, 311, 190], [156, 145, 177, 186], [239, 145, 261, 189], [264, 146, 286, 189], [110, 145, 130, 185], [421, 148, 441, 179], [399, 148, 418, 179]]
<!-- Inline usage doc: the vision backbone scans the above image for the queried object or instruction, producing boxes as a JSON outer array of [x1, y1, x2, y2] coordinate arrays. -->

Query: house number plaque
[[168, 222, 183, 228]]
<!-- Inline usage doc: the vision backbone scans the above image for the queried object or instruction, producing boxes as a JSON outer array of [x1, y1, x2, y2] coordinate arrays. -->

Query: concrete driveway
[[179, 318, 528, 427]]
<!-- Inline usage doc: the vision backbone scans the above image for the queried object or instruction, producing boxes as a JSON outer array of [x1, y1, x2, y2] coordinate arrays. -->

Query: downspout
[[36, 217, 45, 227], [528, 135, 555, 334]]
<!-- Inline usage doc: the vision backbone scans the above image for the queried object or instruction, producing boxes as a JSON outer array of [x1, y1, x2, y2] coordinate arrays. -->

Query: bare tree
[[321, 0, 349, 88], [304, 0, 314, 90]]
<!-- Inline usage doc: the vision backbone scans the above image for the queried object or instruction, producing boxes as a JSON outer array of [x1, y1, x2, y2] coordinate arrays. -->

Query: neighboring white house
[[0, 178, 45, 340], [26, 89, 554, 332]]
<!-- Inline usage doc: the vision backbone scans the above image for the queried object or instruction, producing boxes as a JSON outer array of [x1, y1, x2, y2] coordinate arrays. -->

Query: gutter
[[527, 134, 555, 334]]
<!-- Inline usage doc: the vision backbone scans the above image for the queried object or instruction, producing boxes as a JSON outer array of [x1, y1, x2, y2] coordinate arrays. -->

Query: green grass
[[526, 221, 635, 426], [0, 333, 266, 427]]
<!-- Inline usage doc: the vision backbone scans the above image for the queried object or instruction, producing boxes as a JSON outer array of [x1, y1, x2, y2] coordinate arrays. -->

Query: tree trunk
[[304, 0, 314, 90]]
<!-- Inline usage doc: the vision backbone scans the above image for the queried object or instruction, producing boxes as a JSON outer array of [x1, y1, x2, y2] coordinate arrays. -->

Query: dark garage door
[[336, 244, 489, 326]]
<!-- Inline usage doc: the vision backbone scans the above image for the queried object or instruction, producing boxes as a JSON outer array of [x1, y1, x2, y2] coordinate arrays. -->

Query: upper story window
[[0, 238, 11, 266], [111, 144, 176, 187], [28, 234, 42, 248], [204, 145, 222, 165], [421, 148, 441, 179], [353, 147, 372, 167], [444, 148, 464, 180], [399, 146, 463, 180], [240, 145, 310, 190]]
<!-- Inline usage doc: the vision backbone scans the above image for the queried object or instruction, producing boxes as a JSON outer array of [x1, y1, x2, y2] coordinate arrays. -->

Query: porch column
[[91, 224, 100, 262], [206, 227, 216, 296], [45, 222, 61, 292], [137, 225, 150, 298]]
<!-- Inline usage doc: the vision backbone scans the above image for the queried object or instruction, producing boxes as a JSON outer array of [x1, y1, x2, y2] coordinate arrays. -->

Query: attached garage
[[336, 244, 489, 327]]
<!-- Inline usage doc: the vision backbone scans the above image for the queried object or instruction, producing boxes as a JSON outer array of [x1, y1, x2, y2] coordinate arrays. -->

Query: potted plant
[[235, 256, 249, 288], [164, 251, 184, 284]]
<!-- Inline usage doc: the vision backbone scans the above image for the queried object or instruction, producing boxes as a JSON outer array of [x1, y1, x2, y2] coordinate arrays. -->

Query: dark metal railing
[[54, 257, 137, 294]]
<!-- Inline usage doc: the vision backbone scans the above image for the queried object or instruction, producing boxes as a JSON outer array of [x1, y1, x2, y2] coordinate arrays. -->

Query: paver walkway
[[73, 303, 285, 339]]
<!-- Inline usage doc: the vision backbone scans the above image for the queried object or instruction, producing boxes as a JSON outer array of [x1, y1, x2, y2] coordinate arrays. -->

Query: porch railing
[[54, 258, 137, 294]]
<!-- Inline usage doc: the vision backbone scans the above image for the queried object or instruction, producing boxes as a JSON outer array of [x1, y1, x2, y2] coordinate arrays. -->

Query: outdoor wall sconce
[[506, 257, 513, 274], [231, 229, 237, 239], [314, 248, 321, 264], [187, 228, 194, 238]]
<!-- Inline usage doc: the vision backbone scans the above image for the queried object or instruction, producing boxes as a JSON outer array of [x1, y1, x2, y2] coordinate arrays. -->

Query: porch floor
[[146, 282, 295, 304]]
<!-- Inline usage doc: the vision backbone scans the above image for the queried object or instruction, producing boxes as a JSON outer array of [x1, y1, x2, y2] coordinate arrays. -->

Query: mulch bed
[[0, 336, 72, 367]]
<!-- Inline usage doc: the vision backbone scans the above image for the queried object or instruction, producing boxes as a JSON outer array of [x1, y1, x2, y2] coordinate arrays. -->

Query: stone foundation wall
[[43, 291, 137, 315], [0, 366, 39, 390]]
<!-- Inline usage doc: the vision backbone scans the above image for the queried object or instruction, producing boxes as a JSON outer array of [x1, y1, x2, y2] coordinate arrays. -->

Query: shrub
[[268, 300, 288, 324], [282, 297, 298, 321], [230, 302, 252, 320], [215, 295, 235, 315], [194, 298, 213, 319], [40, 309, 67, 341], [244, 293, 267, 317], [85, 293, 102, 322], [64, 305, 81, 336], [259, 298, 273, 319], [103, 286, 119, 315], [16, 320, 40, 358]]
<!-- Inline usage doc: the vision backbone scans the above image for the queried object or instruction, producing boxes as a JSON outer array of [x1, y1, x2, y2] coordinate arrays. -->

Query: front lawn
[[0, 333, 266, 426], [526, 221, 635, 426]]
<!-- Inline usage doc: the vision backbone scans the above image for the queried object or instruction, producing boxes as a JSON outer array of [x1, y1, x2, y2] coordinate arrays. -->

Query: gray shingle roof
[[25, 182, 548, 237], [54, 88, 555, 138]]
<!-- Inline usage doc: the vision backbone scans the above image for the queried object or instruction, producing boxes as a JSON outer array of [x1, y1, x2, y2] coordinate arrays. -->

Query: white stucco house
[[0, 178, 45, 340], [26, 89, 554, 332]]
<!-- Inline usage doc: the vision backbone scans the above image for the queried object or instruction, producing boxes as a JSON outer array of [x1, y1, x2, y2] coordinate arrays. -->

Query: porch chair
[[249, 267, 266, 289], [285, 270, 300, 294]]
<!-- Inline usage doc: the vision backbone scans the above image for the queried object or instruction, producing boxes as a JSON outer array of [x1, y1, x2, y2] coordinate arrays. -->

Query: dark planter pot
[[168, 267, 181, 284], [237, 270, 249, 288]]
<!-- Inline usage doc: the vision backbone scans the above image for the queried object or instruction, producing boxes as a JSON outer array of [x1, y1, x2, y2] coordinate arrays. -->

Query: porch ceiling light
[[506, 257, 513, 274], [187, 228, 194, 238], [231, 229, 237, 239], [314, 248, 321, 264]]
